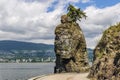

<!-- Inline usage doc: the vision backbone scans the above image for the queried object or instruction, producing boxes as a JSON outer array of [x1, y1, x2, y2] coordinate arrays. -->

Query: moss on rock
[[88, 23, 120, 80]]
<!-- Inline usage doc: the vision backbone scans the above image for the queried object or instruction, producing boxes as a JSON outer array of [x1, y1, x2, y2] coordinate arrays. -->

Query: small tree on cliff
[[67, 4, 87, 22]]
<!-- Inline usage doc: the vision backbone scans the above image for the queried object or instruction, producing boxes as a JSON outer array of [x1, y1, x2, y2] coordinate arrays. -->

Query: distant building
[[16, 59, 20, 63]]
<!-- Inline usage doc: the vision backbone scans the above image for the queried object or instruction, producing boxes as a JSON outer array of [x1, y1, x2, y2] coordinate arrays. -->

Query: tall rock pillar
[[54, 15, 89, 73]]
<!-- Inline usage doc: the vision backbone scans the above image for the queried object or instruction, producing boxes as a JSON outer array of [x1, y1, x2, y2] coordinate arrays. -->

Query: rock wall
[[54, 15, 89, 73], [88, 23, 120, 80]]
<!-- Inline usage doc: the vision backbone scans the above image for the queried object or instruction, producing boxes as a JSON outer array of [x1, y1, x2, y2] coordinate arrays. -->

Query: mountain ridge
[[0, 40, 54, 51]]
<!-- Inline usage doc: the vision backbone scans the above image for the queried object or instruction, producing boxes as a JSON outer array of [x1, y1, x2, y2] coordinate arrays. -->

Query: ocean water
[[0, 63, 55, 80]]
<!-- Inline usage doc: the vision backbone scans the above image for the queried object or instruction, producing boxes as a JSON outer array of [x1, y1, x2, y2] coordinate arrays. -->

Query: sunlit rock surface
[[88, 23, 120, 80], [54, 15, 89, 73]]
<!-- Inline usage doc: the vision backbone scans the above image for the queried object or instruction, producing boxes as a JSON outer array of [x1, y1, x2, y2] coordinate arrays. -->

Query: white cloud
[[0, 0, 60, 41], [0, 0, 120, 49], [79, 3, 120, 48], [81, 0, 90, 3], [86, 34, 102, 49]]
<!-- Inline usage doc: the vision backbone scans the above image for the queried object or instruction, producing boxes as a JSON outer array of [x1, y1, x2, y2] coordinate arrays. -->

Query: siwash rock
[[54, 15, 89, 73], [88, 23, 120, 80]]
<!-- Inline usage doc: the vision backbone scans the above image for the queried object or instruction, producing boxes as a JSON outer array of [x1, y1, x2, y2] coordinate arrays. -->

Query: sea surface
[[0, 63, 55, 80]]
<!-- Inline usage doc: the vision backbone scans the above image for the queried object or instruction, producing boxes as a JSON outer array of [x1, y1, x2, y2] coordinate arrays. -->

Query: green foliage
[[96, 53, 103, 59], [67, 4, 87, 22]]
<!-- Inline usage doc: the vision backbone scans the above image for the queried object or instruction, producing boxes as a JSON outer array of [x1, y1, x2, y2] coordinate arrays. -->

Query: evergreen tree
[[67, 4, 87, 22]]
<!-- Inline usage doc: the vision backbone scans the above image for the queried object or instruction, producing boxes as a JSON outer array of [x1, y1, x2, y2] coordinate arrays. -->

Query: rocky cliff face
[[88, 23, 120, 80], [54, 15, 89, 73]]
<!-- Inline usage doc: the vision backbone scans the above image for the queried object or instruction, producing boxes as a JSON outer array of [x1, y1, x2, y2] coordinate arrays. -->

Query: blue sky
[[92, 0, 120, 8], [48, 0, 120, 11], [0, 0, 120, 48]]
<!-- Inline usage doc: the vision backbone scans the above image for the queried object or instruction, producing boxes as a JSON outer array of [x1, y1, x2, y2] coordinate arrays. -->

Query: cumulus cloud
[[0, 0, 120, 48], [79, 3, 120, 48], [0, 0, 81, 43], [81, 0, 90, 3], [0, 0, 60, 41]]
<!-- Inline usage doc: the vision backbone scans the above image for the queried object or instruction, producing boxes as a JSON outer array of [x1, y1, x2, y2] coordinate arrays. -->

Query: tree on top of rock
[[67, 4, 87, 22]]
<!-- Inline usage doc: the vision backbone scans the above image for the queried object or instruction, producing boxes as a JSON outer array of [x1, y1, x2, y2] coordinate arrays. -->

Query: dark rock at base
[[54, 15, 89, 73], [88, 23, 120, 80]]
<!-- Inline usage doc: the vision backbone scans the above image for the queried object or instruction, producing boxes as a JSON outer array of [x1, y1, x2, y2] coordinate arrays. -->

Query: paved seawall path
[[28, 73, 89, 80]]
